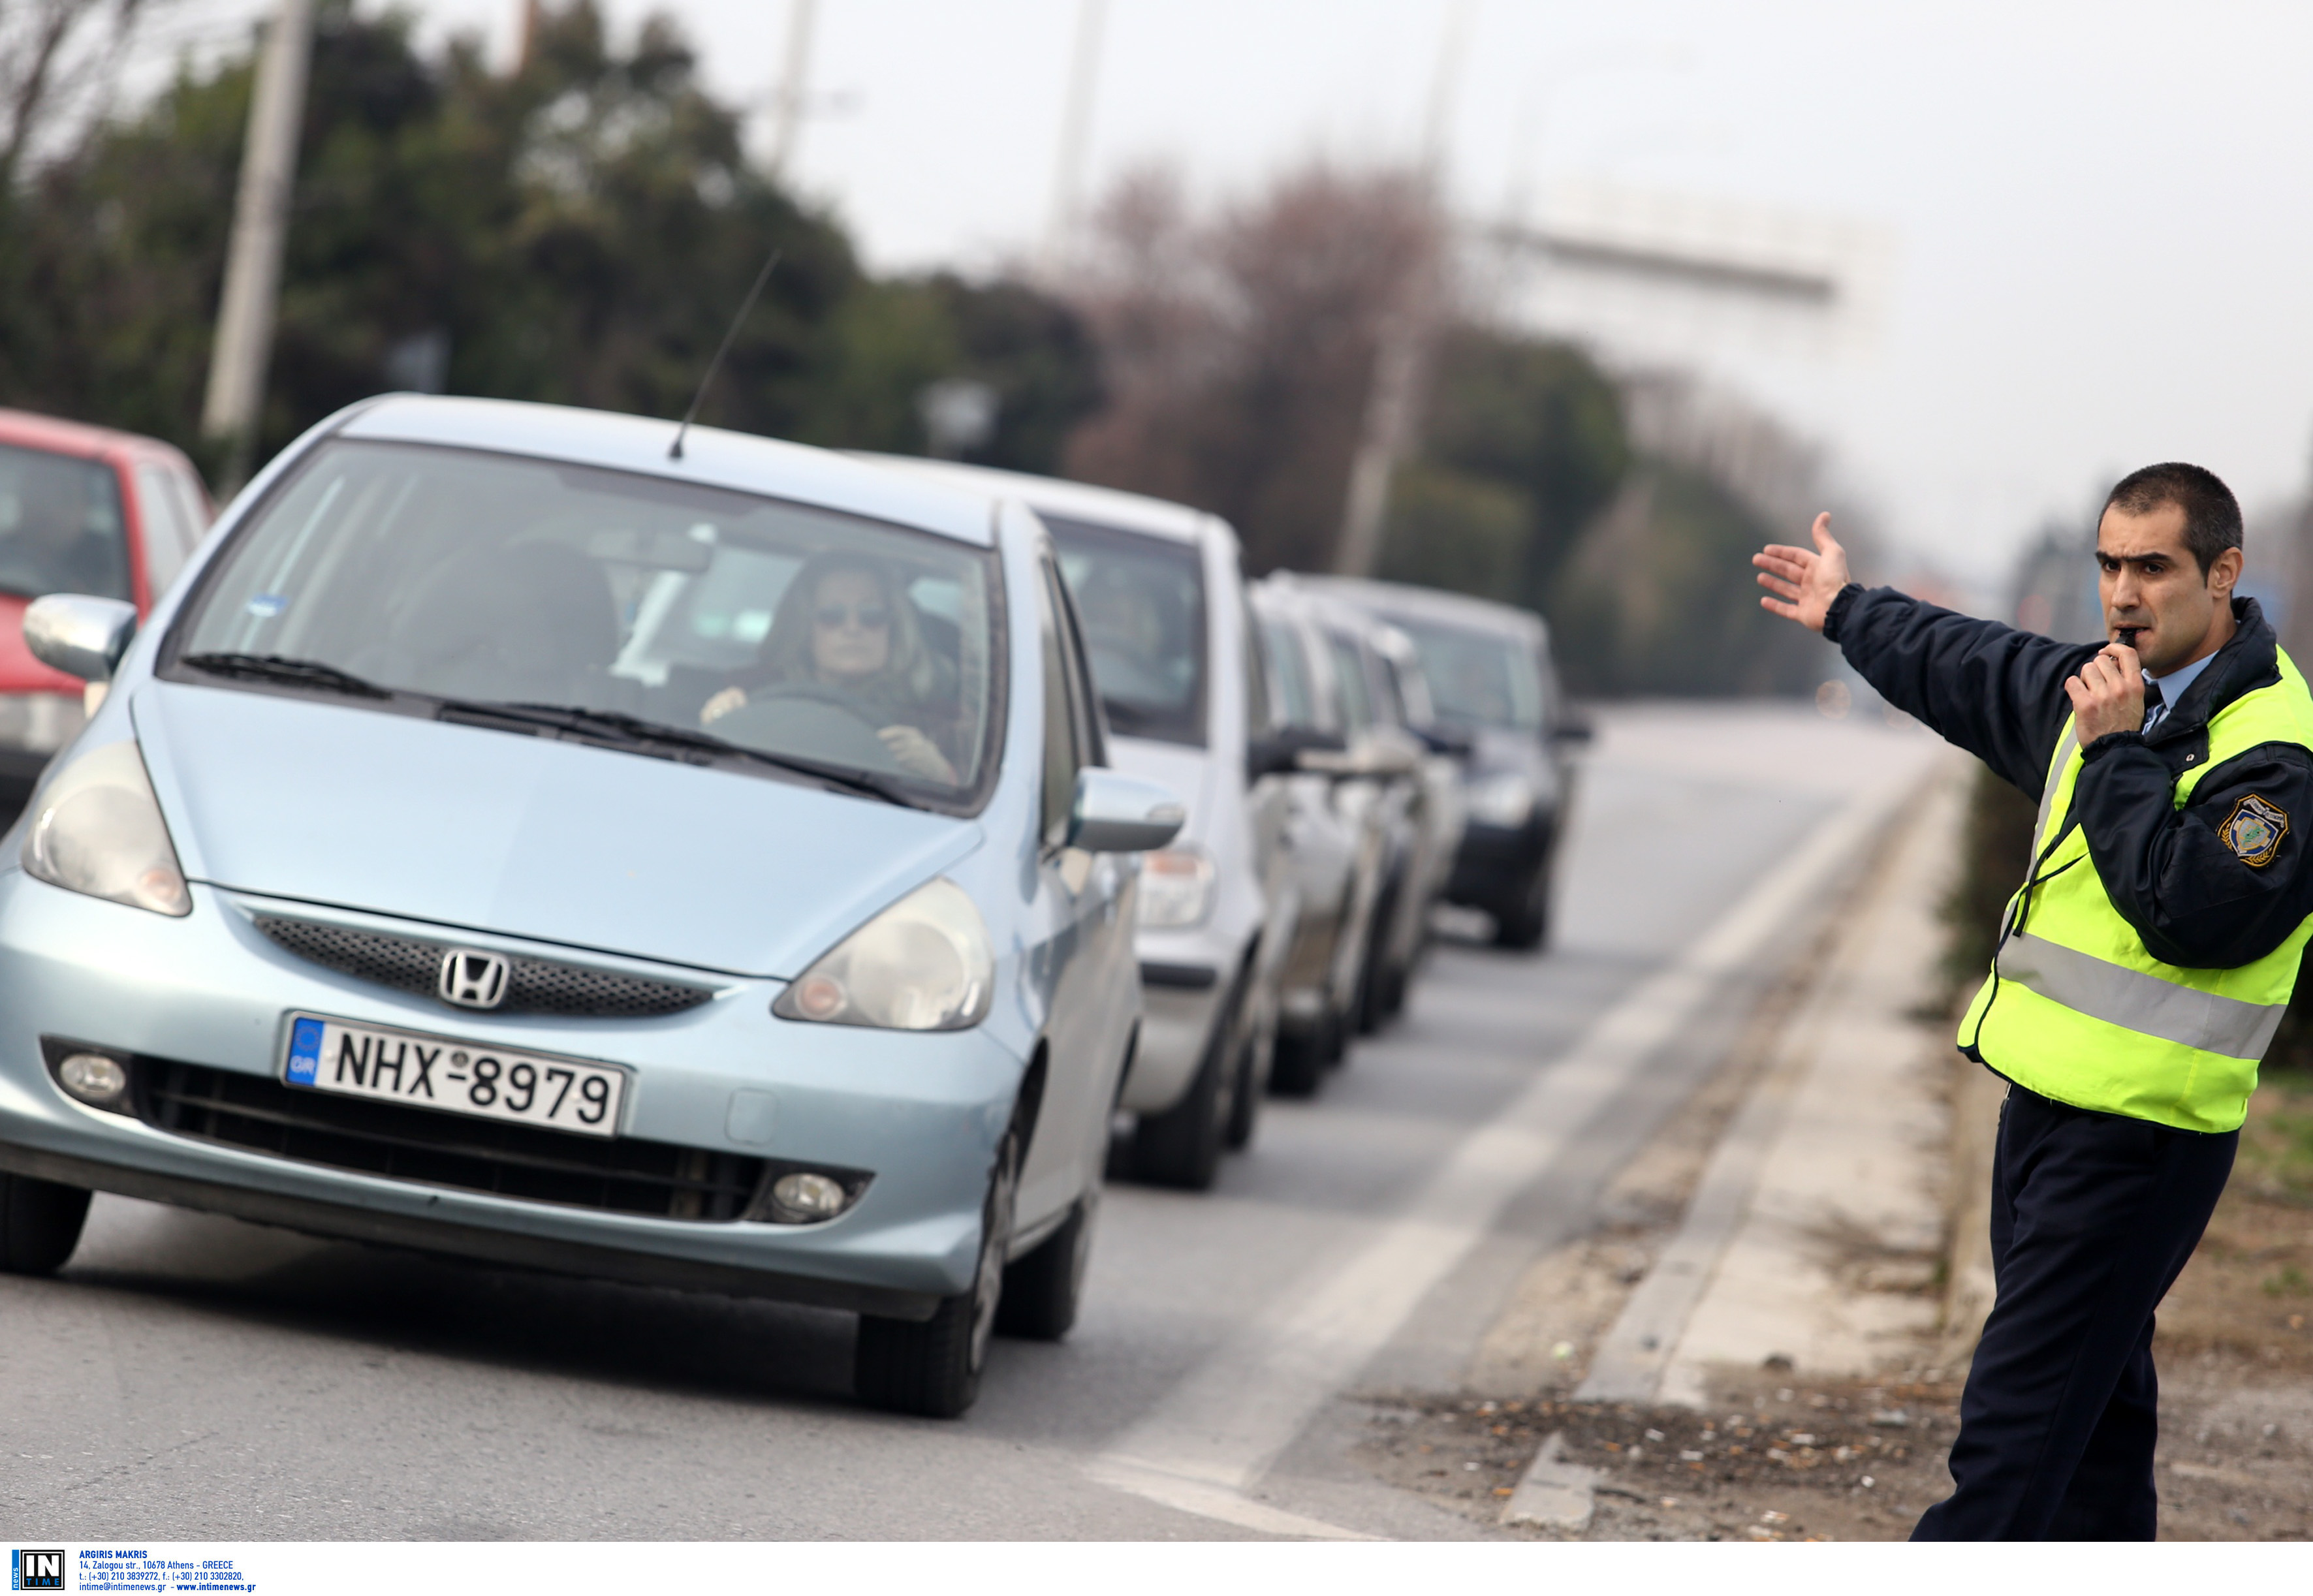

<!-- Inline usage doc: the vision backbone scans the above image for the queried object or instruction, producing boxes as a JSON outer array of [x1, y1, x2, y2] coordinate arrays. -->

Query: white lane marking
[[1086, 764, 1919, 1530], [1500, 1430, 1599, 1530], [1084, 1458, 1383, 1541], [1577, 783, 1930, 1405]]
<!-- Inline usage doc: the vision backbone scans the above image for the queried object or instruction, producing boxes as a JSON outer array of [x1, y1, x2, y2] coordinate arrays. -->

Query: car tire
[[0, 1173, 91, 1276], [1133, 975, 1243, 1191], [855, 1129, 1018, 1418], [1353, 875, 1402, 1037], [1268, 1009, 1328, 1097], [997, 1190, 1097, 1341], [1223, 978, 1276, 1150], [1494, 862, 1553, 952]]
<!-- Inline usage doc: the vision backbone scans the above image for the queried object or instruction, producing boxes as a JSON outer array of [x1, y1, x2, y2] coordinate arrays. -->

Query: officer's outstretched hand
[[1753, 513, 1851, 634], [2066, 642, 2147, 742]]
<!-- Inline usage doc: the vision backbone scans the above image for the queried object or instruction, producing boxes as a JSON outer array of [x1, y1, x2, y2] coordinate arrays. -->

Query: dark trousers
[[1912, 1082, 2236, 1541]]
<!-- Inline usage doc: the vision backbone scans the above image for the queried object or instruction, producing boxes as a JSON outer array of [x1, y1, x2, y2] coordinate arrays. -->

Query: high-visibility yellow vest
[[1959, 651, 2313, 1133]]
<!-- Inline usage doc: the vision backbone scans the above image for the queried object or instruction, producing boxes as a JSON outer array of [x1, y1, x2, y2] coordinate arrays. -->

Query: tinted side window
[[0, 444, 131, 601]]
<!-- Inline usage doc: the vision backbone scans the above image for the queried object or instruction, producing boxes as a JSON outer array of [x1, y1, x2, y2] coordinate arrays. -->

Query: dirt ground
[[1357, 1373, 1962, 1541], [1356, 1019, 2313, 1539]]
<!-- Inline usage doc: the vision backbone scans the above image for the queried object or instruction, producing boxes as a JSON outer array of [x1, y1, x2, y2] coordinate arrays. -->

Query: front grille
[[141, 1060, 766, 1221], [253, 916, 712, 1019]]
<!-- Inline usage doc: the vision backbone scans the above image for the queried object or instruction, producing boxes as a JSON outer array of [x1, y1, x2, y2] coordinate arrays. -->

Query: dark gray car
[[1293, 577, 1587, 950]]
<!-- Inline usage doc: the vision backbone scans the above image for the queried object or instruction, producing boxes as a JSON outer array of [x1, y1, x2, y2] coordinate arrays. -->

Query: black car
[[1294, 576, 1588, 949]]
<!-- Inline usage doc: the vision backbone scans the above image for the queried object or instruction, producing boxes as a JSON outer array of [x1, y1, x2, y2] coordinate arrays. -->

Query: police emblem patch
[[2219, 794, 2289, 867]]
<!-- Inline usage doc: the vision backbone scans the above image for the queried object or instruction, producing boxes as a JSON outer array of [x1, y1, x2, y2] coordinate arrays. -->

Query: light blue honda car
[[0, 396, 1180, 1417]]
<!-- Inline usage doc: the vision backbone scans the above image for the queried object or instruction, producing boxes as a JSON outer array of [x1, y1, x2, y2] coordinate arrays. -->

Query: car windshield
[[0, 442, 130, 602], [1045, 514, 1206, 746], [175, 441, 1003, 800], [1388, 618, 1543, 732]]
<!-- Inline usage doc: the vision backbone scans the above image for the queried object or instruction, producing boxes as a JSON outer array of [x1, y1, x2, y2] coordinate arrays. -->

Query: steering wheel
[[710, 681, 905, 776]]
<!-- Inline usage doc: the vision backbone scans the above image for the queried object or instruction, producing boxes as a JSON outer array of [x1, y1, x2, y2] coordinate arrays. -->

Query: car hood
[[131, 682, 983, 977]]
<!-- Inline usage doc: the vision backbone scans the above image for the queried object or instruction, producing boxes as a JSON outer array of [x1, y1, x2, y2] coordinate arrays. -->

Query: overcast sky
[[173, 1, 2313, 593]]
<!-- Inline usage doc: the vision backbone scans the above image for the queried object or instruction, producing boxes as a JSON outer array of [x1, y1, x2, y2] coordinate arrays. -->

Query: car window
[[133, 461, 193, 597], [0, 443, 131, 601], [1260, 615, 1315, 728], [1045, 513, 1207, 747], [1239, 590, 1272, 736], [1036, 554, 1082, 847], [1388, 617, 1543, 731], [1047, 554, 1107, 768], [1327, 633, 1373, 733], [174, 439, 1004, 804]]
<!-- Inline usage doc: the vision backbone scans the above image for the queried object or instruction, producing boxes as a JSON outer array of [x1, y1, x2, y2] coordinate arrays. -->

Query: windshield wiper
[[439, 700, 919, 807], [180, 652, 392, 699]]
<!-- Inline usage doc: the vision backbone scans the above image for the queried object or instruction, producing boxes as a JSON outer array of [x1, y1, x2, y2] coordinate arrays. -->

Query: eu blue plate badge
[[285, 1016, 325, 1084]]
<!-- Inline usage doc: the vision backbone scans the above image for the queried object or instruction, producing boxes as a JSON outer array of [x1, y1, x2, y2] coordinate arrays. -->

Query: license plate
[[281, 1014, 628, 1138]]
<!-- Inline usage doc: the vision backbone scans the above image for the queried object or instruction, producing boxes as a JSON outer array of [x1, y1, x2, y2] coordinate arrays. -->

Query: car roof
[[338, 396, 1001, 547], [853, 454, 1212, 546], [0, 406, 192, 466], [1290, 572, 1547, 643]]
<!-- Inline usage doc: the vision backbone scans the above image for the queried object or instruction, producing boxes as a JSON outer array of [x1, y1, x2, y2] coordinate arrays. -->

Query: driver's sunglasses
[[815, 602, 890, 629]]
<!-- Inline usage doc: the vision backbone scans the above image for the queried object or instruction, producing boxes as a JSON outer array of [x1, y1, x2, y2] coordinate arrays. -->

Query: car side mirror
[[1069, 768, 1186, 853], [1549, 712, 1595, 747], [25, 594, 138, 683], [1247, 725, 1347, 780]]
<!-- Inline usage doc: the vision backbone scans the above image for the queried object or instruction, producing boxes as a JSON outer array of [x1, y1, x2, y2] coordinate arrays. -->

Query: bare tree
[[1063, 161, 1445, 572], [1, 0, 155, 191]]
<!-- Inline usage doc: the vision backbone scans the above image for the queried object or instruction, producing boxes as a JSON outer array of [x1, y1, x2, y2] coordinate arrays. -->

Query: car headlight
[[772, 878, 993, 1031], [22, 741, 191, 916], [1136, 845, 1216, 930], [1465, 771, 1539, 829]]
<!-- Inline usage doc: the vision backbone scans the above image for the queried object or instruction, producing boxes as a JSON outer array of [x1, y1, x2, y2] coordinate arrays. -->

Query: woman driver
[[700, 552, 959, 783]]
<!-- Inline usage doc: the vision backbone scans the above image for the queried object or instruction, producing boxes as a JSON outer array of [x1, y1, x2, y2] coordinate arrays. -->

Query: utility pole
[[1040, 0, 1109, 280], [1331, 0, 1470, 577], [766, 0, 817, 181], [201, 0, 315, 496]]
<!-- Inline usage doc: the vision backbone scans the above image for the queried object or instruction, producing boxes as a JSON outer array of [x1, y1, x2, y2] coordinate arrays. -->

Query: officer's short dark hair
[[2101, 462, 2242, 577]]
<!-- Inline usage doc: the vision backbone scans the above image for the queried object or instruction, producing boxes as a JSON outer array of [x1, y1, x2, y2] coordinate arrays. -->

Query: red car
[[0, 408, 213, 806]]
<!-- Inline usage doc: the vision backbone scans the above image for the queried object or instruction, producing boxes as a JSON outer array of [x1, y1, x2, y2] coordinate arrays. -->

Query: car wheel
[[1494, 861, 1553, 951], [855, 1129, 1018, 1418], [996, 1189, 1097, 1341], [1353, 875, 1400, 1037], [0, 1173, 91, 1276], [1268, 1005, 1330, 1097], [1223, 977, 1276, 1150], [1133, 976, 1243, 1190]]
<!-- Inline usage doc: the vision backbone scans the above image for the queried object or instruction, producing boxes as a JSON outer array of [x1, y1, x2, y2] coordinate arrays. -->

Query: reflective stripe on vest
[[1959, 648, 2313, 1133], [1994, 931, 2287, 1060]]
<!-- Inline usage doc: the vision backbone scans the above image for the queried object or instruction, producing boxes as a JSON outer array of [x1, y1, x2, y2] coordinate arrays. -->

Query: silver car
[[0, 396, 1182, 1418], [1248, 580, 1387, 1089], [861, 462, 1295, 1189]]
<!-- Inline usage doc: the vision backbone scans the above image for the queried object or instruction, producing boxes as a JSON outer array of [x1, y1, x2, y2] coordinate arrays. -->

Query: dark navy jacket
[[1825, 586, 2313, 969]]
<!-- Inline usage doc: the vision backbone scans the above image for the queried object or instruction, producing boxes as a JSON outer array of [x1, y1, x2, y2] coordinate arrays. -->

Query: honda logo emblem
[[439, 949, 511, 1010]]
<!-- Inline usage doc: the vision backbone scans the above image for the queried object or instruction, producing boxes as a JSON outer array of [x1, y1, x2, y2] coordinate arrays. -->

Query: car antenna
[[668, 246, 781, 462]]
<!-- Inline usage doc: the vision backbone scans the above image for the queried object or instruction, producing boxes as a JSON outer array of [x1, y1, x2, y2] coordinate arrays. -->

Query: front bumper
[[0, 873, 1031, 1319], [1447, 815, 1550, 913]]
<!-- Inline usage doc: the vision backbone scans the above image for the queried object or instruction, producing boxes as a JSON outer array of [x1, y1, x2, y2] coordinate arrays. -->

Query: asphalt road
[[0, 702, 1941, 1541]]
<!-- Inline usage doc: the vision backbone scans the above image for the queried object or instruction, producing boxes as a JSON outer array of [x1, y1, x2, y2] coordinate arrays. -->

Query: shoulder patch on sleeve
[[2219, 793, 2289, 867]]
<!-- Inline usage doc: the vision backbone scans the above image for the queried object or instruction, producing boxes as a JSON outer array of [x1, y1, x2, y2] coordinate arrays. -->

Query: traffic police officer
[[1753, 462, 2313, 1540]]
